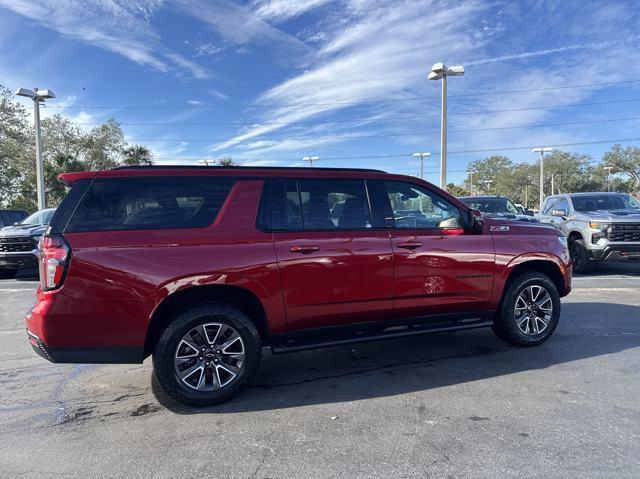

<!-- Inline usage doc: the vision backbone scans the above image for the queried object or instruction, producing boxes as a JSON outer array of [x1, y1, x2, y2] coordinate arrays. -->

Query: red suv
[[26, 166, 571, 406]]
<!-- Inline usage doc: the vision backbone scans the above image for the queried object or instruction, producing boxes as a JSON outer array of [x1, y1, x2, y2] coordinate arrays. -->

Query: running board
[[270, 313, 493, 354]]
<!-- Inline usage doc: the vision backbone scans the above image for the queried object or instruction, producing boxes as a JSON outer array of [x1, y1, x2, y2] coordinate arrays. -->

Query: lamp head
[[447, 65, 465, 76], [15, 88, 36, 99], [35, 89, 55, 99]]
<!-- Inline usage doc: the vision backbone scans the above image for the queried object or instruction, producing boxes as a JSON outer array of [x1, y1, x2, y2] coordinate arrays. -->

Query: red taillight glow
[[39, 235, 70, 291]]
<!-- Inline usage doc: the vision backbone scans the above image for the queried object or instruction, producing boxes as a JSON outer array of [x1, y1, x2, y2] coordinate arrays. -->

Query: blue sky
[[1, 0, 640, 185]]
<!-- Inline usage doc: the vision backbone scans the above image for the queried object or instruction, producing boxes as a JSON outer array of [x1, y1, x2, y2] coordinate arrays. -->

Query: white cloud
[[251, 0, 333, 23], [175, 0, 313, 58], [214, 0, 640, 163], [0, 0, 210, 79]]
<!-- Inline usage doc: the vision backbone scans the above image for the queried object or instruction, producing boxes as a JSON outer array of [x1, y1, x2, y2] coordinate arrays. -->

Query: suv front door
[[260, 178, 395, 331], [379, 180, 495, 318]]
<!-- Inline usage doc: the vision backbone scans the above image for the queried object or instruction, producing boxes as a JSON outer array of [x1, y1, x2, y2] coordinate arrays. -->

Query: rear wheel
[[153, 303, 261, 407], [569, 239, 594, 274], [492, 272, 561, 347], [0, 269, 17, 279]]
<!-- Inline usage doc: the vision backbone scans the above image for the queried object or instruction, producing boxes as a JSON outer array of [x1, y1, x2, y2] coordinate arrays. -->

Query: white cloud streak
[[251, 0, 333, 23]]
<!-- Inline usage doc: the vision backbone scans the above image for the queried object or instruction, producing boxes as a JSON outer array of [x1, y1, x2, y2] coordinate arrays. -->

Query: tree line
[[446, 146, 640, 208], [2, 83, 640, 212], [0, 85, 153, 211]]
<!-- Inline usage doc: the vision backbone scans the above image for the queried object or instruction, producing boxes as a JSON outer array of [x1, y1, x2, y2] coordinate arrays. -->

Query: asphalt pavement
[[1, 264, 639, 478]]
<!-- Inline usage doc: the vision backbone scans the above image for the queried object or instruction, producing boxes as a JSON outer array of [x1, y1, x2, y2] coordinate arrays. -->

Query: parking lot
[[1, 265, 639, 478]]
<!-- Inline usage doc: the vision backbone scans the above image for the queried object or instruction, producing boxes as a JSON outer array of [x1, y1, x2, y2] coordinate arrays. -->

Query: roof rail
[[111, 165, 386, 173]]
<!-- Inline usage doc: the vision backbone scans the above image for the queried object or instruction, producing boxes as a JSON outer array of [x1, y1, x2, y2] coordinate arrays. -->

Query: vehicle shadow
[[151, 302, 640, 414], [581, 261, 640, 276]]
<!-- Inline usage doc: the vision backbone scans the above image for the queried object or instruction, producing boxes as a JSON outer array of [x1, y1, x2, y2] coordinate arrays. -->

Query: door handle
[[289, 245, 320, 254], [397, 241, 422, 250]]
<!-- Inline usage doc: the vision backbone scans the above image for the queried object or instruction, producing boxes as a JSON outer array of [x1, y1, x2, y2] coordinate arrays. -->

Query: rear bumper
[[588, 244, 640, 261], [27, 332, 141, 363], [0, 250, 38, 269], [25, 296, 145, 364]]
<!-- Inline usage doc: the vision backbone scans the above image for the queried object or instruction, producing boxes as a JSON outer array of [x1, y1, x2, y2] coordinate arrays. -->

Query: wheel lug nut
[[214, 358, 219, 363], [216, 350, 222, 354]]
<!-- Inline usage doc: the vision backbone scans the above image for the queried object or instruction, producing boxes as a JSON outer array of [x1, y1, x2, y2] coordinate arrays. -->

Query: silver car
[[537, 192, 640, 273]]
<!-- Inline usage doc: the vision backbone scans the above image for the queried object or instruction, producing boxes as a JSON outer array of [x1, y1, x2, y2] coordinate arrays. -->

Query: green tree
[[217, 156, 237, 166], [0, 86, 33, 209], [446, 183, 470, 197], [123, 145, 153, 166], [464, 155, 513, 195], [602, 144, 640, 192]]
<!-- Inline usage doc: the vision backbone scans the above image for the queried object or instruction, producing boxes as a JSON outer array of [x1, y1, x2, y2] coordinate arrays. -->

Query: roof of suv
[[58, 165, 405, 186]]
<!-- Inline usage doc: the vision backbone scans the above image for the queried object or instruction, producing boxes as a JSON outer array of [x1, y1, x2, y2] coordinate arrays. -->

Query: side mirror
[[524, 209, 534, 216], [466, 208, 484, 232], [551, 209, 567, 218]]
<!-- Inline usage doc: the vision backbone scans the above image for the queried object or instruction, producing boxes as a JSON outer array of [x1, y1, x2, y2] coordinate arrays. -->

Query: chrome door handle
[[397, 241, 422, 250], [289, 245, 320, 254]]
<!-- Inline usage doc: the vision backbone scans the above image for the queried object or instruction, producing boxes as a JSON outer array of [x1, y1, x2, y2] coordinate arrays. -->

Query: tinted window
[[4, 211, 27, 225], [20, 209, 55, 226], [260, 178, 372, 230], [384, 181, 463, 229], [259, 179, 303, 231], [571, 194, 639, 212], [66, 177, 234, 232], [542, 198, 558, 215], [554, 197, 570, 213], [460, 197, 518, 214]]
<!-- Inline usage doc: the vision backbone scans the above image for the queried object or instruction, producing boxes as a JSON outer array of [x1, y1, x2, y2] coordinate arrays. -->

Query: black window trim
[[256, 177, 387, 233]]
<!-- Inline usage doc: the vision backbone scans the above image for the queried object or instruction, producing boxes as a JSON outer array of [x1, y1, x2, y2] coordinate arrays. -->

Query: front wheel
[[492, 272, 561, 347], [153, 303, 261, 407], [570, 239, 594, 274]]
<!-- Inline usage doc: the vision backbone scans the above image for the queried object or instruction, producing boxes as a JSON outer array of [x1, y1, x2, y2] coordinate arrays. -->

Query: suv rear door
[[259, 177, 394, 331], [376, 180, 495, 318]]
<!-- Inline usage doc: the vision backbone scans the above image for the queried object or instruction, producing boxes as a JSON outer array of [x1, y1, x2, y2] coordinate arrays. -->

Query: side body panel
[[272, 230, 395, 330], [26, 180, 285, 356]]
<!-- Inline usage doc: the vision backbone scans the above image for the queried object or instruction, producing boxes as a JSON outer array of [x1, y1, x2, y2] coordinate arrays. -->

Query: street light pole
[[603, 166, 614, 192], [302, 155, 319, 167], [412, 152, 431, 179], [428, 63, 464, 189], [15, 87, 55, 210], [532, 147, 552, 210]]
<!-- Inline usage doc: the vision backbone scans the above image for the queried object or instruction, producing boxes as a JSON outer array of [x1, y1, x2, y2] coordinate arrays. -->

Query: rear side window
[[259, 178, 373, 231], [65, 177, 234, 232]]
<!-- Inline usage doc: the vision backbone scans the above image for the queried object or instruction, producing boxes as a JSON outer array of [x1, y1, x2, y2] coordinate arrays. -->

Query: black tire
[[0, 269, 17, 279], [569, 239, 595, 274], [153, 303, 261, 407], [492, 272, 561, 347]]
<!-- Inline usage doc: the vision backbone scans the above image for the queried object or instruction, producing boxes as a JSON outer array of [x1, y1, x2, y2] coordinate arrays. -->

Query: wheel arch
[[567, 230, 583, 242], [498, 256, 568, 305], [144, 284, 269, 359]]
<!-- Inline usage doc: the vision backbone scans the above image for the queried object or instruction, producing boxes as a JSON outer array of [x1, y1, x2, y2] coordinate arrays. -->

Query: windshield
[[571, 194, 640, 212], [20, 209, 55, 226], [460, 197, 520, 215]]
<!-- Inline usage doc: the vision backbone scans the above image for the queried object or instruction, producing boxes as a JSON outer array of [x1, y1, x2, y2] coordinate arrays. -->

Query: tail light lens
[[39, 234, 70, 291]]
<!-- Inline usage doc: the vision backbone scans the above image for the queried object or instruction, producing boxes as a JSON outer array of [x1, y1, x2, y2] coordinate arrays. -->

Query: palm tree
[[217, 156, 237, 166], [123, 145, 153, 166]]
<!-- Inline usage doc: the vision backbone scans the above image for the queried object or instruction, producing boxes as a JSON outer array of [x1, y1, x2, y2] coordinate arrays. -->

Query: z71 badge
[[490, 225, 510, 232]]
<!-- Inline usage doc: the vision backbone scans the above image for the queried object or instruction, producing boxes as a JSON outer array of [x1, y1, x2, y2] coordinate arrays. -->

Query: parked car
[[0, 208, 56, 279], [26, 166, 571, 406], [458, 195, 538, 222], [537, 192, 640, 273], [0, 209, 28, 228]]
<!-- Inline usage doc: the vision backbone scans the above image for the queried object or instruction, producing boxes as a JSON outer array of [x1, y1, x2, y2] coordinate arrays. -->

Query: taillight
[[39, 234, 70, 291]]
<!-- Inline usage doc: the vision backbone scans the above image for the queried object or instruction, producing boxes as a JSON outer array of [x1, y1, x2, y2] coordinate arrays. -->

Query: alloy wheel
[[174, 322, 245, 391], [514, 285, 553, 336]]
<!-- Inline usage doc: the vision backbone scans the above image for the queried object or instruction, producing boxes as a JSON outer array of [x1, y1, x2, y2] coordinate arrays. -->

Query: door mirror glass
[[551, 209, 567, 217]]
